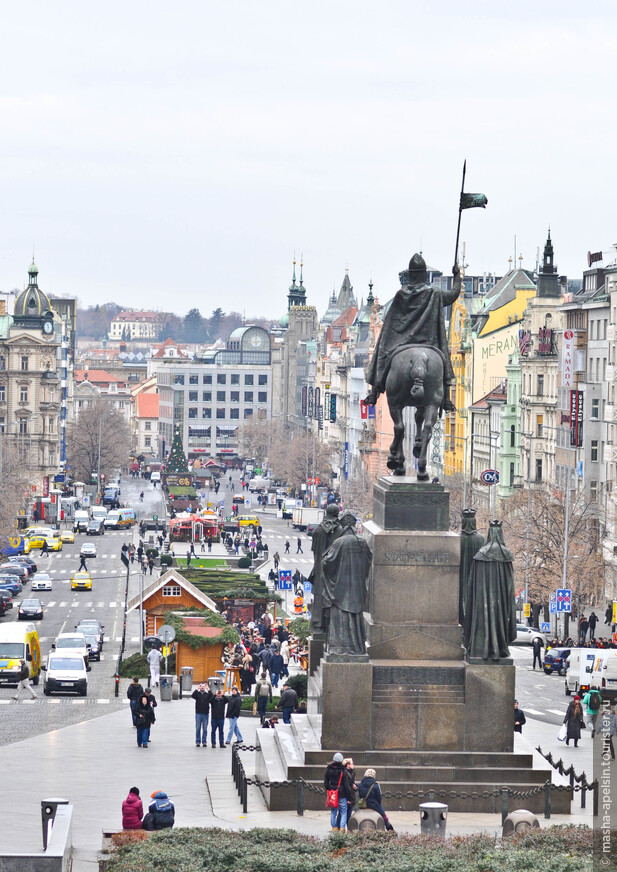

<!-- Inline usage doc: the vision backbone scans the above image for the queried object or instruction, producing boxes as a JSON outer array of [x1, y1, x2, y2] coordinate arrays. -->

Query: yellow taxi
[[237, 515, 259, 528], [60, 530, 75, 544], [71, 571, 92, 591], [45, 536, 63, 552], [24, 528, 56, 548]]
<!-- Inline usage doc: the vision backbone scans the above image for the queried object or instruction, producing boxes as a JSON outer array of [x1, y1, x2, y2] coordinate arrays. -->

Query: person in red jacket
[[121, 787, 143, 830]]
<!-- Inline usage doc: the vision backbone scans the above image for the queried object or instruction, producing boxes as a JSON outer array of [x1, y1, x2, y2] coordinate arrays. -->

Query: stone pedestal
[[321, 660, 372, 750], [308, 636, 325, 675], [464, 661, 515, 752], [373, 477, 449, 531]]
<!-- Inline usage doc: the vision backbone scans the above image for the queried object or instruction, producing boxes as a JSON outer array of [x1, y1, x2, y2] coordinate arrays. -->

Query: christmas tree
[[165, 426, 189, 474]]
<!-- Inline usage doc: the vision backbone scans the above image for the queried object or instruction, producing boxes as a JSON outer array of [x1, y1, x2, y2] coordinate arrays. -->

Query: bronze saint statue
[[308, 503, 342, 637], [463, 520, 517, 661], [363, 255, 462, 479], [459, 509, 485, 626], [322, 512, 372, 658]]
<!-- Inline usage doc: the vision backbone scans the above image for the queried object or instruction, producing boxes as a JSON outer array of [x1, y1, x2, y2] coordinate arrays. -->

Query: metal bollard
[[581, 782, 586, 809], [501, 789, 509, 824], [544, 782, 551, 819], [419, 802, 447, 837], [296, 780, 305, 816]]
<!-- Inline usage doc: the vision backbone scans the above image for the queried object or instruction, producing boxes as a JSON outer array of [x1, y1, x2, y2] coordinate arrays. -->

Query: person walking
[[588, 611, 598, 642], [270, 647, 284, 689], [126, 676, 144, 726], [121, 787, 143, 830], [12, 659, 37, 700], [273, 552, 280, 571], [514, 700, 526, 733], [563, 695, 585, 747], [147, 556, 154, 576], [207, 539, 212, 553], [358, 768, 395, 831], [296, 537, 303, 554], [255, 670, 272, 724], [135, 694, 154, 747], [209, 688, 228, 747], [240, 651, 255, 694], [285, 539, 290, 554], [191, 682, 210, 747], [279, 682, 298, 724], [324, 753, 354, 832], [41, 539, 49, 556], [78, 555, 88, 571], [532, 635, 543, 670], [147, 647, 164, 688], [579, 615, 589, 644], [583, 686, 603, 738], [225, 687, 243, 744]]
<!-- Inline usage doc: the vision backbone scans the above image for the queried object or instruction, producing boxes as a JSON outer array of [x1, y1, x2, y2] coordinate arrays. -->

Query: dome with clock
[[13, 258, 53, 327]]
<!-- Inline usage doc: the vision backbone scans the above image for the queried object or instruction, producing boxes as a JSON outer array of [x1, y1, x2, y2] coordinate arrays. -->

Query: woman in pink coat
[[122, 786, 143, 829]]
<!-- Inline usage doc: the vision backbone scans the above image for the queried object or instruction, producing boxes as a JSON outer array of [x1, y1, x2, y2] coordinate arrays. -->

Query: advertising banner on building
[[344, 442, 349, 479], [301, 385, 307, 417], [308, 387, 314, 418], [562, 329, 574, 388], [324, 390, 330, 421], [570, 390, 583, 447], [360, 400, 368, 419], [330, 393, 336, 423]]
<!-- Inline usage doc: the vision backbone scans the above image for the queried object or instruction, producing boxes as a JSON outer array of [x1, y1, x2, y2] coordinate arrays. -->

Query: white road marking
[[71, 700, 86, 705], [523, 708, 543, 715], [548, 709, 567, 716], [97, 699, 110, 704]]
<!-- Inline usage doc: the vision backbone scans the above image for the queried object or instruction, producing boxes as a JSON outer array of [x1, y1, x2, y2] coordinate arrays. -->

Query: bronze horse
[[385, 345, 445, 480]]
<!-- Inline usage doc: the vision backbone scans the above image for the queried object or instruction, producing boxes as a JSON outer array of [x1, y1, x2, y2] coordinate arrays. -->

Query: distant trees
[[67, 399, 131, 483], [182, 309, 208, 344], [76, 303, 122, 340]]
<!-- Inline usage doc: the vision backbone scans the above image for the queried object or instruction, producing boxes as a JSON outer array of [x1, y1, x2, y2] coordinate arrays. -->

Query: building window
[[245, 375, 254, 385], [203, 392, 211, 402], [230, 408, 239, 419], [189, 391, 198, 401], [0, 416, 4, 433], [509, 462, 515, 487], [20, 386, 28, 403], [202, 408, 211, 419], [244, 408, 253, 419], [203, 375, 212, 385], [591, 398, 599, 419], [591, 440, 599, 462], [216, 391, 226, 402], [145, 421, 151, 431], [49, 451, 55, 467], [590, 480, 598, 500], [537, 374, 544, 396], [536, 415, 543, 437], [244, 391, 253, 403], [258, 391, 267, 403], [145, 436, 151, 447], [217, 374, 226, 385], [510, 425, 515, 448], [535, 458, 542, 482], [174, 375, 185, 385], [19, 418, 28, 435], [189, 375, 198, 385], [162, 585, 181, 597], [216, 408, 225, 419], [231, 374, 240, 385], [258, 374, 268, 386], [0, 386, 4, 403], [0, 356, 5, 371], [21, 356, 29, 371], [188, 407, 198, 418], [230, 391, 240, 403]]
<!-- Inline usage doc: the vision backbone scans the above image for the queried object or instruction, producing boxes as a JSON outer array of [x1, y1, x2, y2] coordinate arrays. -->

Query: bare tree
[[0, 441, 30, 542], [67, 400, 131, 483]]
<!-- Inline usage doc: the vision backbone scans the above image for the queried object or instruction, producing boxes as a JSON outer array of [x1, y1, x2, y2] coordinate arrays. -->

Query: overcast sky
[[1, 1, 615, 321]]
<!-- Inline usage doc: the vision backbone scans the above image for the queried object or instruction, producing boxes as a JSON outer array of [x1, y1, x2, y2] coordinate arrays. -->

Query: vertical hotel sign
[[562, 329, 574, 388], [570, 390, 583, 447]]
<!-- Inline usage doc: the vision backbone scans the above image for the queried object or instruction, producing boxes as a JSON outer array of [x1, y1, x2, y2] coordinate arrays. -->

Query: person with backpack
[[142, 791, 175, 830], [583, 687, 603, 738], [358, 768, 395, 831], [255, 670, 272, 724]]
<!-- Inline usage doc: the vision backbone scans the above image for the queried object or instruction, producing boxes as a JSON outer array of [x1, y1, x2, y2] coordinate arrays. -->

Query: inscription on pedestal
[[384, 550, 453, 565]]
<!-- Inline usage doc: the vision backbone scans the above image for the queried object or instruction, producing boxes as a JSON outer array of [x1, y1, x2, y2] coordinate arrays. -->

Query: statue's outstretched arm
[[442, 265, 462, 306]]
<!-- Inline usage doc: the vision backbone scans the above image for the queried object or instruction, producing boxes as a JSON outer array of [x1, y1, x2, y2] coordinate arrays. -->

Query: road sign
[[613, 601, 617, 624], [523, 603, 530, 618], [480, 469, 499, 485], [541, 622, 550, 633], [153, 514, 159, 521], [549, 602, 557, 614], [549, 593, 556, 603], [158, 624, 176, 644], [556, 588, 572, 613], [279, 570, 292, 591], [303, 581, 312, 593]]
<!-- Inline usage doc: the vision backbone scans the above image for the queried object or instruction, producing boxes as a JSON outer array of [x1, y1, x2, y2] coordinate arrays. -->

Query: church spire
[[536, 229, 560, 298], [287, 255, 307, 310]]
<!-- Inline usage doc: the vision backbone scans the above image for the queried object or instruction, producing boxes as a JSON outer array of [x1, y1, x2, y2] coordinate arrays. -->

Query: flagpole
[[453, 159, 467, 269]]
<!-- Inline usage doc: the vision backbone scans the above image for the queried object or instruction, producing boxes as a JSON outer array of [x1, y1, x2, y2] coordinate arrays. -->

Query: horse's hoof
[[386, 456, 398, 470], [412, 444, 422, 459], [393, 467, 406, 477], [417, 472, 430, 482]]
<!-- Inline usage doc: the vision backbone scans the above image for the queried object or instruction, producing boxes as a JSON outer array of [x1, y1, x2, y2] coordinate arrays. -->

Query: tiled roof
[[74, 369, 126, 385], [135, 392, 159, 419]]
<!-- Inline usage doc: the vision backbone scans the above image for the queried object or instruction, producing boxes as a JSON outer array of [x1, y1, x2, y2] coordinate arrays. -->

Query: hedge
[[118, 652, 176, 679], [103, 825, 600, 872], [163, 608, 240, 649]]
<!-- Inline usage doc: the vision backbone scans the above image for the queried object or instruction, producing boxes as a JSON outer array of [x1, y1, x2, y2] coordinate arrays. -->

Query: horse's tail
[[409, 351, 428, 402]]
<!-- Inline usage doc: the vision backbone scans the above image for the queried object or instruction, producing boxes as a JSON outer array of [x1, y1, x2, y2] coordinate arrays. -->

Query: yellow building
[[444, 289, 474, 478]]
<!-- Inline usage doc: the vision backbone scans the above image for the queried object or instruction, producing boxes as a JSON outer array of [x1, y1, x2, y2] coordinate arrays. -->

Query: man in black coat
[[532, 635, 543, 670], [225, 687, 243, 744], [191, 683, 211, 747], [209, 689, 229, 748], [279, 683, 298, 724]]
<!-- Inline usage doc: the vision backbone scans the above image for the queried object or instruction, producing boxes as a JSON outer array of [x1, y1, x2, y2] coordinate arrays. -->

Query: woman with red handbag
[[324, 753, 354, 832]]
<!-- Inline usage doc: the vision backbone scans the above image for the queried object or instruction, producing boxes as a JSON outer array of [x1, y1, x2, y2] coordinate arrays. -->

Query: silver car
[[513, 624, 546, 645], [79, 543, 97, 559]]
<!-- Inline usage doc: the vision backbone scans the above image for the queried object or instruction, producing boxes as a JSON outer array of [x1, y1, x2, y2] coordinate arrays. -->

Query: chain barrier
[[231, 744, 582, 818], [536, 746, 598, 814]]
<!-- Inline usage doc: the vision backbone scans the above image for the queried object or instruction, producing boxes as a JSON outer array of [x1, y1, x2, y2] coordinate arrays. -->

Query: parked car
[[0, 563, 28, 579], [31, 573, 53, 592], [79, 543, 97, 559], [0, 590, 12, 610], [75, 619, 105, 647], [81, 632, 101, 661], [543, 647, 571, 676], [18, 598, 44, 621], [0, 578, 23, 596], [6, 556, 37, 575], [512, 624, 546, 645]]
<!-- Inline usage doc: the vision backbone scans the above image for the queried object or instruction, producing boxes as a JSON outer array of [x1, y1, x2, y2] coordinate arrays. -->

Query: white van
[[565, 648, 604, 696], [91, 506, 108, 522], [43, 653, 88, 696], [596, 649, 617, 700]]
